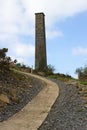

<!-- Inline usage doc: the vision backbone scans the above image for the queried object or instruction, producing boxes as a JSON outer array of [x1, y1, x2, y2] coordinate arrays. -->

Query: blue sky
[[0, 0, 87, 78], [47, 11, 87, 78]]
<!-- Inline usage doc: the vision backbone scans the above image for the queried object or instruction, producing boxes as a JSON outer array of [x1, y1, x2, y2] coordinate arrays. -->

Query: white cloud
[[72, 47, 87, 55], [0, 0, 87, 64], [46, 29, 63, 39], [7, 41, 35, 63], [0, 0, 87, 36], [10, 43, 34, 58], [21, 0, 87, 26]]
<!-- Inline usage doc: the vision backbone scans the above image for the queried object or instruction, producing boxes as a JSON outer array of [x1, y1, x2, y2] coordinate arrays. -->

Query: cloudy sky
[[0, 0, 87, 78]]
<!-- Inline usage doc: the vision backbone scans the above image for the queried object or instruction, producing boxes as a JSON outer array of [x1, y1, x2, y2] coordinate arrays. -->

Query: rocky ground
[[0, 70, 87, 130], [38, 79, 87, 130], [0, 70, 44, 122]]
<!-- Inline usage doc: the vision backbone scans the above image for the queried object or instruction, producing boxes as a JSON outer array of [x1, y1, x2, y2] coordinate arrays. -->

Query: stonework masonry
[[35, 13, 47, 71]]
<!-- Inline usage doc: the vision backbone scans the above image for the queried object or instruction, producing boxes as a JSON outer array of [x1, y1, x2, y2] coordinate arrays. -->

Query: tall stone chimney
[[35, 13, 47, 71]]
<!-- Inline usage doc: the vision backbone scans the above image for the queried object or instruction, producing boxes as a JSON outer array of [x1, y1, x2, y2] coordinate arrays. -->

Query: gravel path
[[0, 73, 58, 130], [38, 79, 87, 130], [0, 76, 45, 122]]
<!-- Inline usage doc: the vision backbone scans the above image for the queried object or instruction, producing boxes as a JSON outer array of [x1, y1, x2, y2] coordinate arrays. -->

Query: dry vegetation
[[0, 70, 32, 111]]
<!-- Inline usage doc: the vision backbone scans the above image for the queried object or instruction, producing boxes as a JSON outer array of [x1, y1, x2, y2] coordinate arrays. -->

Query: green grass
[[48, 73, 75, 82], [80, 81, 87, 85], [48, 75, 58, 79]]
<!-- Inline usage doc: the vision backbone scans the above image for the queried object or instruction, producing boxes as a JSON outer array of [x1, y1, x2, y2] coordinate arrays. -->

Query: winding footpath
[[0, 72, 59, 130]]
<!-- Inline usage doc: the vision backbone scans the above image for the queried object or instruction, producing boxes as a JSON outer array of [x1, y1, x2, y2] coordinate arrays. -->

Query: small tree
[[0, 48, 8, 60], [83, 66, 87, 74], [0, 48, 11, 71], [14, 59, 17, 64], [47, 64, 55, 75], [75, 67, 83, 79], [75, 66, 87, 81]]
